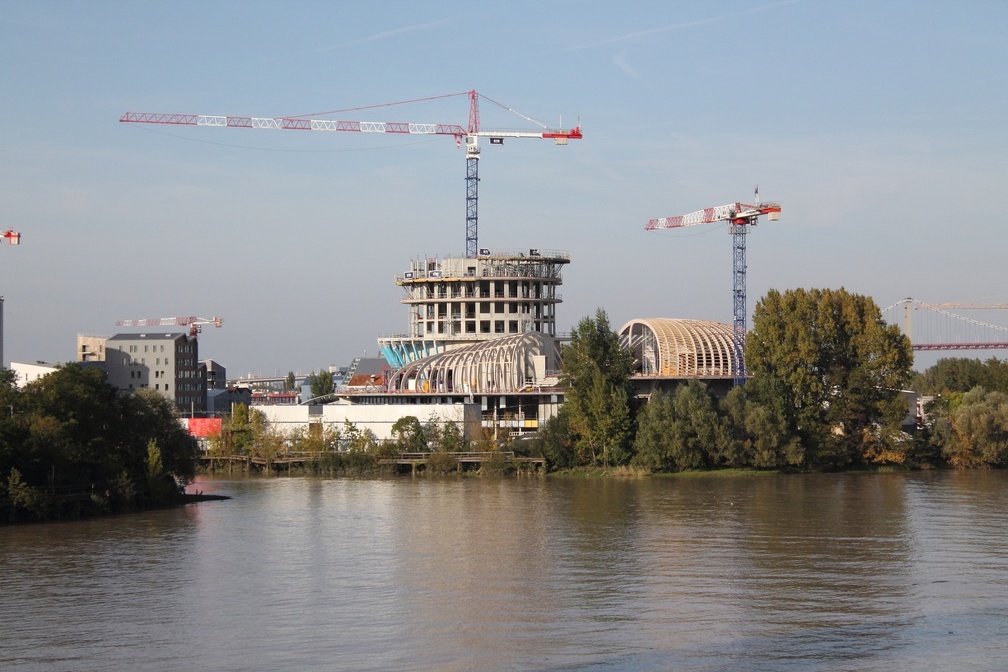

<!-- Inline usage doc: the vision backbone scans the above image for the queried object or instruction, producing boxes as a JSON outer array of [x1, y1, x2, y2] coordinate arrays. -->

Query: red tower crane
[[116, 316, 223, 338], [1, 229, 21, 245], [646, 191, 781, 386], [120, 90, 582, 258]]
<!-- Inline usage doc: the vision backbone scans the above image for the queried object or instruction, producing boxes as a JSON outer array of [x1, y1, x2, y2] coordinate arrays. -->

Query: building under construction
[[254, 249, 569, 441], [369, 249, 569, 435]]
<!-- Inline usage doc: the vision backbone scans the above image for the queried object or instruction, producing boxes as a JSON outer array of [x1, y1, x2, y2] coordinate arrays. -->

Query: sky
[[1, 0, 1006, 378]]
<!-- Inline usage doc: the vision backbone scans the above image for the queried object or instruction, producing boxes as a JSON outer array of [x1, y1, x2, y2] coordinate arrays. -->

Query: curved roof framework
[[388, 332, 558, 394], [619, 318, 737, 378]]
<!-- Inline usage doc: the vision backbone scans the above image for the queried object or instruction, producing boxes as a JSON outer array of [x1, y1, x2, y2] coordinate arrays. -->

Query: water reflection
[[2, 472, 1008, 671]]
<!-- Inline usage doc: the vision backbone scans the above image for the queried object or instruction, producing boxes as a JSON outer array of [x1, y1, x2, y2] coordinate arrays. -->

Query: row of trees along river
[[0, 365, 198, 523], [4, 287, 1008, 523], [550, 288, 1008, 472]]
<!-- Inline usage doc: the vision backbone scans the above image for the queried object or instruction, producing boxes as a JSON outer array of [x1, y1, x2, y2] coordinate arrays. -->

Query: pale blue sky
[[1, 0, 1006, 376]]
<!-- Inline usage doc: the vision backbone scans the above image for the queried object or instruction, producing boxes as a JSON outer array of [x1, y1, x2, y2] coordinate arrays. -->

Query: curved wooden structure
[[619, 318, 737, 378]]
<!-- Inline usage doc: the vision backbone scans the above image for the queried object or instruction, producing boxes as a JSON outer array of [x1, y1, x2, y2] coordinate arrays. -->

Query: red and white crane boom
[[118, 111, 578, 143], [1, 228, 21, 245], [646, 201, 781, 230], [120, 90, 582, 258], [646, 192, 782, 386], [116, 316, 222, 337]]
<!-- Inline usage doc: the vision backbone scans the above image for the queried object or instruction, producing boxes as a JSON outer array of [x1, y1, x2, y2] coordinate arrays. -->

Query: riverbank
[[1, 489, 232, 526]]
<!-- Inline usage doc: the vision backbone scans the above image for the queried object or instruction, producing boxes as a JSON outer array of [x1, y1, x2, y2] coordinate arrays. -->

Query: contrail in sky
[[318, 17, 457, 52], [568, 0, 804, 51]]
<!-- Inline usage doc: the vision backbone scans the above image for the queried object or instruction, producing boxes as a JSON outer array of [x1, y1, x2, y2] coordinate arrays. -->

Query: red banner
[[187, 417, 222, 437]]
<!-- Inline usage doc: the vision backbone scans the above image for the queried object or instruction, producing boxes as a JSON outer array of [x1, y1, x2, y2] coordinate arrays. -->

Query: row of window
[[126, 382, 204, 393], [418, 320, 544, 335], [131, 370, 203, 381], [127, 344, 168, 354], [419, 302, 548, 318]]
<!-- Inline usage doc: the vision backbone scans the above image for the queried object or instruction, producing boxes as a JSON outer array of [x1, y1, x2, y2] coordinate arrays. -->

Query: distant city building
[[251, 389, 300, 405], [208, 386, 252, 415], [105, 332, 206, 415], [10, 361, 59, 388], [203, 359, 227, 391], [378, 249, 568, 369], [76, 334, 107, 362]]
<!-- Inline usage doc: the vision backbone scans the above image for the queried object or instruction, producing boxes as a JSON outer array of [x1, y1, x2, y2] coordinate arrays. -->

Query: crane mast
[[120, 90, 582, 258], [646, 195, 781, 386]]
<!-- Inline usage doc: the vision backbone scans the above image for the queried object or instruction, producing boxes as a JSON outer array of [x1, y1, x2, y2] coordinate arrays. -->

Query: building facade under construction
[[254, 248, 745, 440], [283, 248, 572, 438]]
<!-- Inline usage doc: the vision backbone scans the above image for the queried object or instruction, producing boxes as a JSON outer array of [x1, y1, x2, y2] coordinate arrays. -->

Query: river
[[2, 471, 1007, 671]]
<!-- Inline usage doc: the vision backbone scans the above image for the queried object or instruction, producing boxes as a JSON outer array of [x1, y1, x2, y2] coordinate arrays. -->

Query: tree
[[145, 439, 171, 505], [222, 403, 264, 456], [439, 420, 465, 452], [747, 288, 913, 469], [309, 370, 335, 399], [933, 386, 1008, 468], [913, 357, 1008, 396], [122, 389, 199, 487], [284, 371, 297, 391], [632, 390, 676, 472], [290, 423, 340, 454], [632, 382, 737, 472], [0, 369, 27, 485], [721, 375, 804, 469], [1, 363, 198, 515], [537, 409, 576, 471], [671, 381, 730, 469], [251, 424, 287, 470], [19, 364, 122, 487], [392, 416, 426, 452], [561, 308, 635, 467]]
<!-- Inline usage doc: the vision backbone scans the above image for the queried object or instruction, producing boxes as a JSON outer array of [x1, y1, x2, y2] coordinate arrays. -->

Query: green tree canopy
[[929, 386, 1008, 468], [561, 308, 635, 467], [391, 416, 426, 452], [536, 409, 576, 471], [912, 357, 1008, 396], [632, 382, 732, 472], [746, 287, 913, 468], [309, 370, 335, 399], [1, 364, 198, 518]]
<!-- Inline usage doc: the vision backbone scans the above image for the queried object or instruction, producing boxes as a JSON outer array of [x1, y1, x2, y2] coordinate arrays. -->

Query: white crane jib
[[116, 316, 222, 337]]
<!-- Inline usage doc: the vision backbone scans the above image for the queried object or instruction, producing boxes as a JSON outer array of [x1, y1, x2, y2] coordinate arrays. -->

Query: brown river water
[[2, 471, 1007, 671]]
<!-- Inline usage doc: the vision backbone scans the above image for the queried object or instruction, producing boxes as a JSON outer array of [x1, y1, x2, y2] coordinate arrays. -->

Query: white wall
[[255, 402, 480, 442], [10, 361, 58, 388]]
